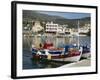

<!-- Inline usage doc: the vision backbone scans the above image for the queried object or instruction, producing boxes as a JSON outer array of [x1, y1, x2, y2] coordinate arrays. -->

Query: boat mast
[[77, 20, 80, 49]]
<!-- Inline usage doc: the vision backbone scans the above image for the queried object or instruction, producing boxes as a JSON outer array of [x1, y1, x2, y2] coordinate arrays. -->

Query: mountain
[[23, 10, 90, 28], [23, 10, 65, 21]]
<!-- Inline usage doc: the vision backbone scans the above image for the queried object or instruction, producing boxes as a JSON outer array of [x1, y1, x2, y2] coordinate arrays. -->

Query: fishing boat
[[71, 20, 91, 59], [32, 43, 83, 62], [65, 44, 90, 58]]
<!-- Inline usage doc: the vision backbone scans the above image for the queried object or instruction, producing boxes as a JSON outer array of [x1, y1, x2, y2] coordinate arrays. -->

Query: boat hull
[[32, 46, 83, 62], [32, 50, 81, 62], [52, 55, 81, 62]]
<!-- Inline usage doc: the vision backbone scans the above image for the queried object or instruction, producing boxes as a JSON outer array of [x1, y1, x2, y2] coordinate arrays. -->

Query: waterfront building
[[45, 21, 67, 34], [65, 28, 71, 34], [79, 23, 90, 33], [68, 23, 90, 35], [32, 21, 44, 32], [45, 21, 58, 33]]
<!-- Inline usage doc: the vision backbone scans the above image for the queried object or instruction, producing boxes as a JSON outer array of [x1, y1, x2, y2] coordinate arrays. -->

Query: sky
[[38, 11, 90, 19]]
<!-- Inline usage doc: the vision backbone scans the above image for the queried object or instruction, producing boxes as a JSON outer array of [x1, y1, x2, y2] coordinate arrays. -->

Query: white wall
[[0, 0, 99, 80]]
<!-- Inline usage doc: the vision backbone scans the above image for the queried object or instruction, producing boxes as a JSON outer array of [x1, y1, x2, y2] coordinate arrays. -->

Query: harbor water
[[23, 35, 90, 69]]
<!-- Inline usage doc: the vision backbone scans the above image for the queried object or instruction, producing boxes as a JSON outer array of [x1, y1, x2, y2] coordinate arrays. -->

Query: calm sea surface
[[23, 35, 90, 69]]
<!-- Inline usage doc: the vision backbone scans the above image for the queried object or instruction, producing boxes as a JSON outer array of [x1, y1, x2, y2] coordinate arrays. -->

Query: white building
[[79, 23, 90, 33], [65, 28, 71, 33], [32, 21, 44, 32], [45, 21, 67, 34], [46, 21, 58, 33]]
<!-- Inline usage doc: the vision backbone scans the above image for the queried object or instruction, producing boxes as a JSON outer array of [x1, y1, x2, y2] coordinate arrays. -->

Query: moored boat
[[32, 44, 83, 62]]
